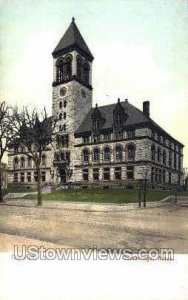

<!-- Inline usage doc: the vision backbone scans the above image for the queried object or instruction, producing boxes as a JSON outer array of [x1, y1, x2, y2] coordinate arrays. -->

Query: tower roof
[[52, 18, 94, 61]]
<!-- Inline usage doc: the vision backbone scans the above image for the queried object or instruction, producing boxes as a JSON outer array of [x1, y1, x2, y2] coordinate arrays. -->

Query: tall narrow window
[[56, 59, 64, 83], [151, 145, 155, 161], [103, 167, 110, 180], [115, 145, 123, 161], [83, 169, 89, 181], [93, 148, 100, 162], [83, 149, 89, 162], [77, 56, 82, 79], [20, 157, 25, 168], [41, 154, 46, 166], [163, 150, 166, 165], [127, 166, 134, 180], [104, 147, 110, 161], [115, 167, 122, 180], [127, 144, 136, 160]]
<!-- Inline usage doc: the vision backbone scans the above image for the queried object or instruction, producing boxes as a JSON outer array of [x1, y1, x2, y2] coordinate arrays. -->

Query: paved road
[[0, 199, 188, 253]]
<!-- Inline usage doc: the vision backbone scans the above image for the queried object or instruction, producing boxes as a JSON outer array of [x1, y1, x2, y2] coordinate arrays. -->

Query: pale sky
[[0, 0, 188, 167]]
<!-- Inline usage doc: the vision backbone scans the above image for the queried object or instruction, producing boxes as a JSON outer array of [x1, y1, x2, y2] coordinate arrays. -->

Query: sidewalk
[[1, 197, 176, 213]]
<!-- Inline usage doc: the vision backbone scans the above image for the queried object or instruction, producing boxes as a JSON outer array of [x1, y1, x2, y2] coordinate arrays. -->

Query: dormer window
[[114, 114, 122, 129]]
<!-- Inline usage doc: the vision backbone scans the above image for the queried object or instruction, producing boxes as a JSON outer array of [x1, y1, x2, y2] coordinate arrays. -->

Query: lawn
[[23, 188, 188, 204]]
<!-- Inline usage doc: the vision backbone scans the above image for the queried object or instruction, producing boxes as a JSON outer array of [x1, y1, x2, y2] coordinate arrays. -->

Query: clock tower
[[52, 18, 94, 184]]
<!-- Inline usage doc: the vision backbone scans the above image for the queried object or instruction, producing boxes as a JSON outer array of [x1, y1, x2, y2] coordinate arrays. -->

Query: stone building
[[8, 18, 184, 189]]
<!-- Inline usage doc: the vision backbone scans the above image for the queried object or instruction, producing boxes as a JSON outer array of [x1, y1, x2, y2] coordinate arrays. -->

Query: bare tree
[[0, 102, 17, 202], [13, 107, 57, 206]]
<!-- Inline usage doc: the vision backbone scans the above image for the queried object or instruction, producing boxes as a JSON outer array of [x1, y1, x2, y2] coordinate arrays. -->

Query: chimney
[[143, 101, 150, 118]]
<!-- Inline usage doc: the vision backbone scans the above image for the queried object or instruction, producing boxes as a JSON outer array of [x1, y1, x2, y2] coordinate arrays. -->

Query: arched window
[[163, 150, 166, 165], [93, 148, 100, 162], [13, 157, 19, 169], [20, 157, 25, 168], [77, 56, 82, 79], [64, 55, 72, 80], [59, 113, 62, 120], [157, 147, 160, 162], [56, 58, 64, 83], [59, 101, 62, 109], [83, 149, 89, 162], [41, 154, 46, 166], [151, 145, 155, 161], [82, 61, 90, 84], [115, 145, 123, 161], [28, 156, 32, 168], [104, 147, 110, 161], [127, 144, 136, 160]]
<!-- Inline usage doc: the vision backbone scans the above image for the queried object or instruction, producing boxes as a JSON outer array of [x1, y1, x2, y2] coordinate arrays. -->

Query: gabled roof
[[75, 100, 184, 146], [75, 100, 149, 133], [52, 18, 94, 61]]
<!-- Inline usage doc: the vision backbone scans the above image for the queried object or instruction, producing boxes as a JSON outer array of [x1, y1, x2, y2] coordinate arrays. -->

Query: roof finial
[[118, 98, 120, 103], [72, 17, 75, 22]]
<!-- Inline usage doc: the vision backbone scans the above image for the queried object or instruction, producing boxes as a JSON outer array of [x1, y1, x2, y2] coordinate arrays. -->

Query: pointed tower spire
[[52, 19, 94, 61]]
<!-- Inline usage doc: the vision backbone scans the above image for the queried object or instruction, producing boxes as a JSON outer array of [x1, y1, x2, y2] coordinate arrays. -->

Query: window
[[114, 114, 122, 129], [178, 156, 181, 171], [127, 131, 135, 139], [158, 169, 162, 183], [115, 167, 122, 180], [163, 170, 166, 183], [169, 172, 171, 184], [64, 112, 66, 119], [59, 113, 62, 120], [20, 157, 25, 168], [77, 56, 82, 79], [157, 147, 161, 163], [103, 167, 110, 180], [28, 156, 32, 168], [103, 133, 111, 141], [41, 154, 46, 166], [93, 119, 99, 131], [83, 169, 89, 181], [114, 131, 123, 140], [151, 145, 155, 161], [63, 124, 66, 132], [20, 172, 25, 183], [93, 148, 100, 162], [14, 173, 18, 183], [83, 136, 90, 144], [56, 59, 64, 83], [93, 135, 100, 143], [151, 167, 154, 183], [174, 153, 177, 169], [34, 172, 38, 182], [127, 144, 135, 160], [13, 157, 19, 169], [83, 149, 89, 162], [14, 145, 18, 153], [82, 61, 90, 84], [104, 147, 110, 161], [27, 172, 31, 182], [169, 151, 172, 167], [163, 150, 166, 165], [59, 125, 62, 132], [93, 168, 99, 181], [41, 171, 46, 182], [59, 101, 62, 109], [127, 166, 134, 180], [115, 145, 123, 161], [64, 100, 67, 108]]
